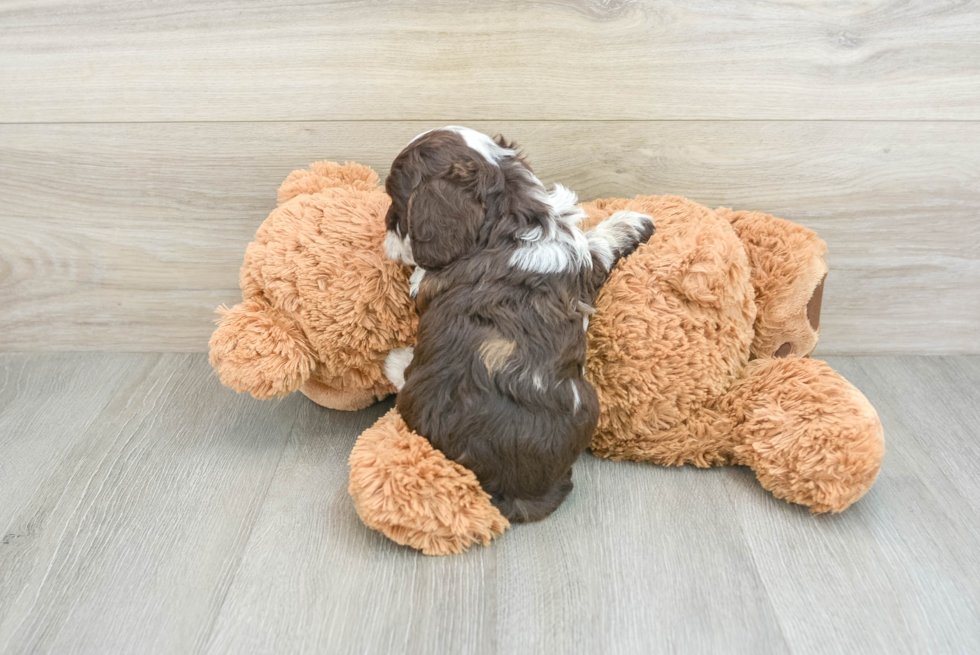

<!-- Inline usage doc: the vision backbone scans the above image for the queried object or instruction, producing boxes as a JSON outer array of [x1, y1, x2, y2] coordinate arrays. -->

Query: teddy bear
[[210, 161, 885, 556], [209, 161, 415, 411]]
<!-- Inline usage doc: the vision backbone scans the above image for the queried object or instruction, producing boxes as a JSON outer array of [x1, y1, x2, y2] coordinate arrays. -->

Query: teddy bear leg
[[590, 405, 739, 468], [348, 409, 509, 555], [721, 357, 885, 512]]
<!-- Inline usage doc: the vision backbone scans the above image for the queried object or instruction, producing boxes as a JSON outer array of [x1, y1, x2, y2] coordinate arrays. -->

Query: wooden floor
[[0, 353, 977, 654]]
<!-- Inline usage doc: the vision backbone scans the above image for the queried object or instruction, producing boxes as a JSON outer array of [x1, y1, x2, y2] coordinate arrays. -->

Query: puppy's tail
[[492, 476, 574, 523]]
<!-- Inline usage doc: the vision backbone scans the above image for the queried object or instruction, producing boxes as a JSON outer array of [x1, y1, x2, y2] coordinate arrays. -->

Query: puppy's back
[[396, 274, 598, 522]]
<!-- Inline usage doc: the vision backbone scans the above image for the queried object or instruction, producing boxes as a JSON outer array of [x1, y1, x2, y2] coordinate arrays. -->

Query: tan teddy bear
[[210, 161, 885, 556], [210, 162, 414, 410]]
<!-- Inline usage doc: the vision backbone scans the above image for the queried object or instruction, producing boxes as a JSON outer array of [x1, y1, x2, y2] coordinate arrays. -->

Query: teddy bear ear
[[277, 161, 381, 206], [719, 208, 829, 359], [208, 300, 316, 399]]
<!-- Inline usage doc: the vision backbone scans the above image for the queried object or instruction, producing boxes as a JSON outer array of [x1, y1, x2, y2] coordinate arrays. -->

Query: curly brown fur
[[383, 127, 654, 522]]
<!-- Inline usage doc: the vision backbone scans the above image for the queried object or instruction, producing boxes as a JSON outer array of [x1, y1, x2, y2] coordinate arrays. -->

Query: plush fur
[[349, 408, 509, 555], [578, 195, 758, 467], [724, 357, 884, 513], [210, 161, 885, 556], [717, 208, 828, 359], [209, 162, 418, 410]]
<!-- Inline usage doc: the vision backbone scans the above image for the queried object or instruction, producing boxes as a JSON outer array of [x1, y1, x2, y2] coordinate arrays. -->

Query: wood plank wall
[[1, 1, 978, 354]]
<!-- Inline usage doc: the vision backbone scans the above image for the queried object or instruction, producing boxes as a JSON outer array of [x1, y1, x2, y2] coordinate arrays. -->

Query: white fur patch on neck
[[384, 347, 415, 391], [508, 240, 579, 274], [384, 230, 416, 266], [508, 183, 592, 274], [546, 184, 582, 224]]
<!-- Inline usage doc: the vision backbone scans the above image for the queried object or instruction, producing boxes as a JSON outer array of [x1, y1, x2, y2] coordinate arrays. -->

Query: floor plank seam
[[194, 419, 295, 655], [719, 472, 795, 655]]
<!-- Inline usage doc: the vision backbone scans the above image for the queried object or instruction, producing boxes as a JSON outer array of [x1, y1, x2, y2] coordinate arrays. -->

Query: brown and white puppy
[[383, 126, 654, 523]]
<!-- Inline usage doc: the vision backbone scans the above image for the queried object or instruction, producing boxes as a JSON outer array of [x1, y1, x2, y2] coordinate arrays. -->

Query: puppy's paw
[[409, 267, 426, 298], [587, 211, 655, 269], [606, 211, 655, 254]]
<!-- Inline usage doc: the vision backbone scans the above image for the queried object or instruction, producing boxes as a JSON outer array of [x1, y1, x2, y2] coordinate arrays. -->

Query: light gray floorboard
[[0, 354, 301, 653], [491, 460, 787, 655], [204, 398, 501, 655], [1, 354, 978, 654], [207, 408, 786, 655], [0, 353, 156, 627]]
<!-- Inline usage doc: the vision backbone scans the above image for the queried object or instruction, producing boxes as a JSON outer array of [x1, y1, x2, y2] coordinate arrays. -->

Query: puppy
[[383, 126, 654, 522]]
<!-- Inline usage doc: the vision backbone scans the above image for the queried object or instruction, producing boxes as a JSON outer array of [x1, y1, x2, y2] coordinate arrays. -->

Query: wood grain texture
[[1, 353, 979, 654], [1, 121, 977, 354], [204, 398, 506, 655], [207, 401, 787, 655], [0, 353, 155, 629], [2, 0, 979, 122], [0, 354, 301, 653]]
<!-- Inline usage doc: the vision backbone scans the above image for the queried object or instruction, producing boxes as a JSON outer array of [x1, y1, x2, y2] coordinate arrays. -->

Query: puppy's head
[[384, 126, 546, 270]]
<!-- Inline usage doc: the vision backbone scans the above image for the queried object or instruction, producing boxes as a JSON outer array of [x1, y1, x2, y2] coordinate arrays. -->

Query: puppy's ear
[[408, 170, 482, 269], [493, 134, 532, 173]]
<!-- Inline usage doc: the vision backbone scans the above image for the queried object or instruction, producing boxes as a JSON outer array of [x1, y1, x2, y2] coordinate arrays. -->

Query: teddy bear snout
[[773, 341, 818, 359], [208, 300, 316, 399]]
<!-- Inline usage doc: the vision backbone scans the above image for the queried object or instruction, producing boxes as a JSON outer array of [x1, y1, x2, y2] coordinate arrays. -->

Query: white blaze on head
[[409, 126, 513, 165], [409, 267, 426, 298]]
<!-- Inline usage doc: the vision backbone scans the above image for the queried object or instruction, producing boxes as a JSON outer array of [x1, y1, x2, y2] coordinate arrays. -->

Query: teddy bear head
[[208, 162, 417, 410], [717, 208, 828, 361], [211, 163, 828, 420]]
